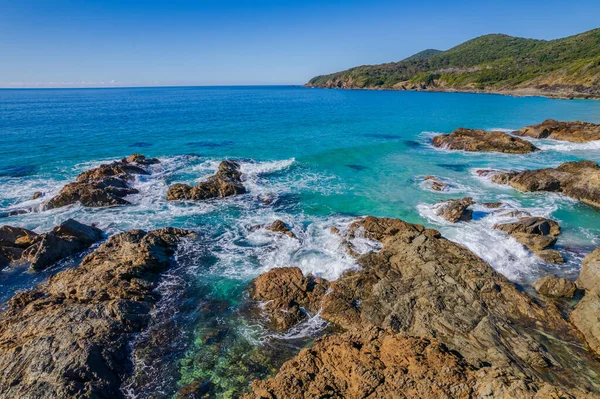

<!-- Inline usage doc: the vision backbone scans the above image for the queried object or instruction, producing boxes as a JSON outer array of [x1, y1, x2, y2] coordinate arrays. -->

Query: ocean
[[1, 86, 600, 397]]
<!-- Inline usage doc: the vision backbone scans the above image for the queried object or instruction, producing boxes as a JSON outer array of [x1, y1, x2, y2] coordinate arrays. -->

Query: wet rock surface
[[572, 248, 600, 356], [246, 216, 600, 397], [166, 160, 246, 201], [533, 276, 577, 298], [249, 267, 328, 331], [432, 128, 539, 153], [46, 154, 156, 209], [480, 161, 600, 209], [494, 217, 563, 262], [0, 227, 195, 399], [0, 220, 103, 271], [423, 175, 448, 191], [435, 197, 474, 222], [514, 119, 600, 143], [264, 220, 295, 238]]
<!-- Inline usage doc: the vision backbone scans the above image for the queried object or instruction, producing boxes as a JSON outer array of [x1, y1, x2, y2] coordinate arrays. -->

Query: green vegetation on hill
[[307, 28, 600, 97]]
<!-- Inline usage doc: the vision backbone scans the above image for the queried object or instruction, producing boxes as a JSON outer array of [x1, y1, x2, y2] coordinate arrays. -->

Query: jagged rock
[[166, 160, 246, 201], [494, 217, 562, 261], [249, 267, 328, 331], [0, 226, 38, 248], [46, 155, 151, 209], [243, 328, 592, 399], [423, 175, 448, 191], [31, 191, 43, 200], [534, 276, 577, 298], [432, 128, 539, 153], [124, 153, 160, 165], [477, 169, 520, 184], [248, 216, 600, 394], [482, 161, 600, 209], [514, 119, 600, 143], [21, 219, 104, 271], [0, 227, 195, 398], [265, 220, 295, 238], [435, 197, 473, 222], [572, 249, 600, 356]]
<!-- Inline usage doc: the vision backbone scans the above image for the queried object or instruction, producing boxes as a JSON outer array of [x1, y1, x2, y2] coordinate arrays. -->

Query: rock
[[166, 160, 246, 201], [482, 202, 504, 208], [494, 217, 562, 260], [477, 169, 520, 184], [435, 197, 473, 222], [246, 216, 600, 396], [31, 191, 43, 200], [249, 267, 328, 331], [0, 226, 38, 248], [533, 276, 577, 298], [423, 175, 448, 191], [265, 220, 295, 238], [484, 161, 600, 209], [46, 156, 151, 209], [576, 248, 600, 292], [124, 153, 160, 165], [572, 249, 600, 356], [432, 128, 539, 153], [514, 119, 600, 143], [21, 219, 104, 271], [0, 227, 195, 398]]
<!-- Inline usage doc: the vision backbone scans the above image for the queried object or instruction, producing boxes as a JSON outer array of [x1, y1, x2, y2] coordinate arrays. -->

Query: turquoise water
[[1, 86, 600, 397]]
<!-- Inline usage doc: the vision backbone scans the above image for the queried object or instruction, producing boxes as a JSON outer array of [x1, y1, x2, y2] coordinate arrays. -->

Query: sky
[[1, 0, 599, 88]]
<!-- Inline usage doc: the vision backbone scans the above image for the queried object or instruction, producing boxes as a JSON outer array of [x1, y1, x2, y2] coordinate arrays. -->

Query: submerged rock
[[166, 160, 246, 201], [432, 128, 539, 153], [572, 248, 600, 356], [480, 161, 600, 209], [249, 267, 328, 331], [533, 276, 577, 298], [435, 197, 473, 222], [246, 216, 600, 396], [0, 227, 195, 398], [494, 217, 563, 262], [46, 154, 155, 209], [423, 175, 448, 191], [264, 220, 295, 238], [514, 119, 600, 143]]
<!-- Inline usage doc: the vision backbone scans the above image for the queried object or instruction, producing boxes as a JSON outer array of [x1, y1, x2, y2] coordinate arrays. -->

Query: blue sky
[[1, 0, 599, 87]]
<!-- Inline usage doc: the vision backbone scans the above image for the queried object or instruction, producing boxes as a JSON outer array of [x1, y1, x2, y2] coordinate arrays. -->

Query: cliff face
[[307, 28, 600, 99]]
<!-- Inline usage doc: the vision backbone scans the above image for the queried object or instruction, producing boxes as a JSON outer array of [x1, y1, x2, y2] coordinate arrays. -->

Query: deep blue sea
[[1, 86, 600, 397]]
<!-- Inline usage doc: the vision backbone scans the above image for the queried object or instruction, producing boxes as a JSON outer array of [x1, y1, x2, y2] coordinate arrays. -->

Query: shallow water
[[1, 86, 600, 397]]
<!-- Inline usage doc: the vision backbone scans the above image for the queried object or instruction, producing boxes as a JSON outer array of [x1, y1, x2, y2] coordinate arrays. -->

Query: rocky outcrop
[[0, 220, 103, 271], [264, 220, 295, 238], [432, 128, 539, 153], [249, 267, 328, 331], [246, 216, 600, 396], [479, 161, 600, 209], [533, 276, 577, 298], [572, 248, 600, 356], [514, 119, 600, 143], [46, 155, 156, 209], [0, 227, 195, 398], [166, 160, 246, 201], [494, 217, 563, 262], [435, 197, 474, 222], [423, 175, 448, 191]]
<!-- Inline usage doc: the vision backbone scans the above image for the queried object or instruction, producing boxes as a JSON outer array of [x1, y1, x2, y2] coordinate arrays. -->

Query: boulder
[[533, 276, 577, 298], [21, 219, 103, 271], [166, 160, 246, 201], [265, 220, 295, 238], [577, 248, 600, 292], [246, 216, 600, 395], [46, 155, 151, 209], [482, 161, 600, 209], [435, 197, 473, 222], [514, 119, 600, 143], [124, 153, 160, 165], [494, 217, 562, 261], [432, 128, 539, 153], [249, 267, 328, 331], [0, 227, 195, 398], [477, 169, 519, 185], [423, 175, 448, 191], [31, 191, 43, 200], [0, 226, 38, 248]]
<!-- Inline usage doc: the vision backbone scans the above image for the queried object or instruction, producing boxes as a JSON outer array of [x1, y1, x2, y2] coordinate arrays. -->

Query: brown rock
[[577, 248, 600, 292], [482, 202, 504, 208], [0, 225, 38, 248], [536, 249, 565, 263], [572, 248, 600, 357], [432, 128, 539, 153], [265, 220, 295, 238], [533, 276, 577, 298], [166, 160, 246, 201], [423, 175, 448, 191], [514, 119, 600, 143], [31, 191, 43, 200], [249, 267, 328, 331], [476, 169, 520, 184], [125, 153, 160, 165], [21, 219, 103, 271], [46, 156, 151, 209], [494, 217, 561, 237], [485, 161, 600, 209], [436, 197, 474, 222], [0, 227, 195, 398]]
